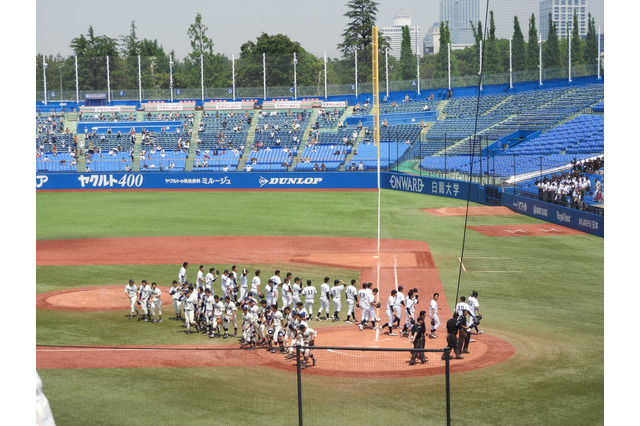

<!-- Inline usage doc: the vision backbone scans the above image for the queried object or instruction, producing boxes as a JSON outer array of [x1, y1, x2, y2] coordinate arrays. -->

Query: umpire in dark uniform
[[409, 316, 428, 365], [442, 311, 465, 360]]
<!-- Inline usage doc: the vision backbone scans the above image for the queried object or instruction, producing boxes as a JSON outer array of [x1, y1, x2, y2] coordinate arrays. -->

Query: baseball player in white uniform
[[138, 280, 152, 322], [182, 286, 198, 334], [393, 286, 405, 329], [169, 280, 182, 321], [357, 282, 369, 325], [124, 279, 138, 319], [178, 262, 188, 286], [220, 270, 229, 299], [344, 279, 358, 323], [292, 277, 302, 307], [467, 290, 482, 335], [330, 279, 345, 321], [222, 296, 237, 338], [149, 282, 162, 323], [238, 268, 249, 301], [269, 304, 286, 353], [196, 265, 206, 289], [299, 323, 317, 369], [429, 293, 441, 338], [281, 278, 293, 311], [270, 270, 282, 302], [401, 289, 417, 337], [205, 268, 218, 293], [211, 295, 225, 337], [317, 277, 331, 321], [380, 289, 398, 335], [203, 288, 215, 336], [251, 270, 262, 299], [302, 280, 316, 320]]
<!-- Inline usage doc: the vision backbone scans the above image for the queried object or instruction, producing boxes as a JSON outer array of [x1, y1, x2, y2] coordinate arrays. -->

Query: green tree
[[237, 33, 322, 91], [570, 9, 584, 65], [469, 20, 483, 74], [526, 13, 539, 71], [436, 21, 456, 79], [511, 16, 526, 72], [397, 25, 415, 80], [544, 13, 560, 69], [584, 13, 598, 65], [70, 26, 119, 90], [337, 0, 389, 83], [485, 11, 500, 75]]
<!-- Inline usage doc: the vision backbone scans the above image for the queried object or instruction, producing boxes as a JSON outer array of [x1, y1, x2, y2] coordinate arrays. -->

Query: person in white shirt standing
[[330, 279, 345, 321], [429, 292, 441, 338], [317, 277, 331, 321], [149, 282, 162, 323], [270, 270, 281, 304], [124, 279, 138, 319]]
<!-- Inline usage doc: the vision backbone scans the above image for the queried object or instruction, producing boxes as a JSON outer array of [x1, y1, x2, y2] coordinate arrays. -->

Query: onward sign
[[384, 172, 469, 200]]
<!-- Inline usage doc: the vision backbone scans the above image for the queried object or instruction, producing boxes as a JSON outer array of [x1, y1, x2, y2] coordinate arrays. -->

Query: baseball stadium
[[34, 1, 607, 424]]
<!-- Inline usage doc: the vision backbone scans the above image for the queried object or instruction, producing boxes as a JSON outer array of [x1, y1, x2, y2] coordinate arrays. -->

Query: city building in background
[[439, 0, 479, 45], [540, 0, 587, 40], [380, 14, 422, 59]]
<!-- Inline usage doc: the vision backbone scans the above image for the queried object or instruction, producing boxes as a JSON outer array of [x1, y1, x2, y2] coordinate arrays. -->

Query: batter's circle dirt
[[36, 235, 515, 377]]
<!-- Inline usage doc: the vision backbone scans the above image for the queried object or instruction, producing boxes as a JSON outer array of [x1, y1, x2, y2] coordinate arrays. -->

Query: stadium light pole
[[416, 26, 420, 96], [324, 51, 328, 99], [568, 29, 572, 83], [509, 39, 513, 89], [538, 34, 542, 86], [293, 52, 298, 100], [138, 55, 142, 103], [354, 47, 358, 98], [200, 54, 204, 101], [263, 53, 267, 100], [43, 56, 48, 105], [447, 43, 451, 92], [169, 55, 174, 102], [74, 55, 79, 103], [385, 48, 389, 98], [232, 54, 236, 101], [106, 56, 111, 104], [479, 40, 483, 91], [597, 26, 601, 79]]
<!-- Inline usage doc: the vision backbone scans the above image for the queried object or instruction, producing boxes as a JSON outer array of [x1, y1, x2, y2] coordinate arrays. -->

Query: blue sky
[[36, 0, 604, 59]]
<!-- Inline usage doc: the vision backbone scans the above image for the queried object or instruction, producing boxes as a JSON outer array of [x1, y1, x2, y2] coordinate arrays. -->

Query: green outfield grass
[[36, 189, 604, 425]]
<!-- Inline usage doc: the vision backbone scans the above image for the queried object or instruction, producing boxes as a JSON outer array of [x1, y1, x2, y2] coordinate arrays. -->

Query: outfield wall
[[501, 192, 604, 237], [35, 171, 602, 237]]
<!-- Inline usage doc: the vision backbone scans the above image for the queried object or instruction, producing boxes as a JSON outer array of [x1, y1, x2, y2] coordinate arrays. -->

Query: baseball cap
[[129, 279, 134, 283]]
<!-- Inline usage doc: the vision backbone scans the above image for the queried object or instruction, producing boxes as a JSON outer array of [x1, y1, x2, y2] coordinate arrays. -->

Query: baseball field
[[35, 188, 604, 425]]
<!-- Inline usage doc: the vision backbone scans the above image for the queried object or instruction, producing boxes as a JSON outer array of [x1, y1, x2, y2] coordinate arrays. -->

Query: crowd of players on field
[[124, 262, 484, 367]]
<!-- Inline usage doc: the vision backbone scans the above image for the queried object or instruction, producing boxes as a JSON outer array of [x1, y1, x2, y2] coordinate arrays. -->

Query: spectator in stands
[[358, 161, 364, 171], [404, 94, 410, 102], [313, 162, 319, 171], [428, 93, 434, 100], [447, 89, 453, 99]]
